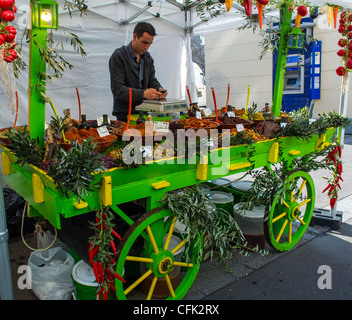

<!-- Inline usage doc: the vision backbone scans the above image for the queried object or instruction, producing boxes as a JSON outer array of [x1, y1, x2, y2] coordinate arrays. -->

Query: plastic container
[[207, 191, 234, 215], [209, 178, 232, 186], [72, 260, 123, 300], [233, 203, 266, 250], [174, 199, 216, 233], [230, 180, 253, 192], [230, 180, 253, 203], [72, 260, 98, 300]]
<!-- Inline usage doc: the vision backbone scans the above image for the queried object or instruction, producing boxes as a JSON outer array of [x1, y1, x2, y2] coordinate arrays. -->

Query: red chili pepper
[[110, 240, 117, 256], [88, 243, 95, 264], [111, 271, 126, 283], [109, 282, 117, 292], [330, 197, 337, 209], [326, 147, 338, 161], [111, 228, 122, 240], [103, 289, 109, 300], [322, 184, 331, 193], [337, 163, 343, 175], [92, 262, 100, 285], [338, 145, 342, 158], [98, 262, 105, 283]]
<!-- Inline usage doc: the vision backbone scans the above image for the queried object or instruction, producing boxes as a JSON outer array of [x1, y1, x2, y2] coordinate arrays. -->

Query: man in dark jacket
[[109, 22, 167, 121]]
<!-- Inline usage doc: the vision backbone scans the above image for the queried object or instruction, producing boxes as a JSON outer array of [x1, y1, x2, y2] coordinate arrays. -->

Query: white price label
[[236, 124, 244, 132], [280, 122, 288, 128], [97, 126, 109, 137], [196, 111, 202, 119], [153, 121, 169, 132], [309, 118, 316, 124], [97, 116, 103, 126], [203, 108, 212, 116], [226, 111, 235, 117]]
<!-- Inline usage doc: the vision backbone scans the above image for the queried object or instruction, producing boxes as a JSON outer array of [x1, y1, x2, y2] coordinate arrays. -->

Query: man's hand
[[143, 88, 162, 100], [159, 88, 168, 99]]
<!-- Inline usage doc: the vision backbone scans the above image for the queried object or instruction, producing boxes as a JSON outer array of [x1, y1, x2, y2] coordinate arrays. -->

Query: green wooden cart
[[0, 126, 335, 299], [0, 1, 338, 300]]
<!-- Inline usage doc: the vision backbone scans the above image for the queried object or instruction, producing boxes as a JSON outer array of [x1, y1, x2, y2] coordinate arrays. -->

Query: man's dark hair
[[133, 22, 156, 38]]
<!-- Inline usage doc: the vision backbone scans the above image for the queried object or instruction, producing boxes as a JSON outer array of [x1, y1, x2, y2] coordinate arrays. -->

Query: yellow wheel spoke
[[288, 221, 292, 243], [294, 180, 307, 202], [126, 256, 153, 263], [146, 226, 159, 254], [298, 198, 311, 207], [146, 276, 158, 300], [297, 216, 306, 225], [165, 274, 176, 298], [124, 269, 153, 296], [171, 238, 188, 254], [272, 212, 287, 223], [290, 191, 294, 203], [275, 219, 288, 243], [282, 200, 290, 209], [164, 217, 177, 250], [173, 261, 194, 268]]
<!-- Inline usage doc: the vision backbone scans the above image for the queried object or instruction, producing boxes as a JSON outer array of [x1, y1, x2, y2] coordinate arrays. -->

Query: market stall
[[0, 0, 351, 300]]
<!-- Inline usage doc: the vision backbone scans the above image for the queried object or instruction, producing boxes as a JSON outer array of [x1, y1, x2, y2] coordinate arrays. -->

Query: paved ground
[[2, 135, 352, 300]]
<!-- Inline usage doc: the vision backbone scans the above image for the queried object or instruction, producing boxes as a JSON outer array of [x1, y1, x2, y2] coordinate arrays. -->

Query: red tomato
[[0, 9, 15, 22], [0, 0, 14, 10]]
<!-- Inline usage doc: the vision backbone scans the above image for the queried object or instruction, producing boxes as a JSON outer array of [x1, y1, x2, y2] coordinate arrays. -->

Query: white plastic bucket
[[233, 203, 266, 249]]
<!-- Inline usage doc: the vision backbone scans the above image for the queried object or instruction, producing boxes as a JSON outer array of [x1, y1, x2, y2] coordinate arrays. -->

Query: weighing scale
[[135, 99, 188, 114]]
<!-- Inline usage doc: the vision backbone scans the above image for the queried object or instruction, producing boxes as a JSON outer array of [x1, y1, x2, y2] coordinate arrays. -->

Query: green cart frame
[[0, 127, 335, 299], [0, 1, 338, 300]]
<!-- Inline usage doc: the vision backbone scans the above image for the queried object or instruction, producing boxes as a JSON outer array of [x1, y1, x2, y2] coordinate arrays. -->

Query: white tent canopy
[[1, 0, 351, 128]]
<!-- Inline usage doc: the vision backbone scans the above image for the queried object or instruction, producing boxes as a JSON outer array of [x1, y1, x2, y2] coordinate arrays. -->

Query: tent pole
[[337, 73, 349, 148], [0, 154, 14, 300]]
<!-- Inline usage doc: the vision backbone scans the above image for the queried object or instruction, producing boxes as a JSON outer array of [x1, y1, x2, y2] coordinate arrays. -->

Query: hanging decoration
[[257, 0, 269, 29], [295, 5, 308, 28], [0, 0, 17, 63], [336, 10, 352, 77]]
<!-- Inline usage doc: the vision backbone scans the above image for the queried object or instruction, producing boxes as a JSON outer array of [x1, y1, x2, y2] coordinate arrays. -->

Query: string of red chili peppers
[[88, 209, 125, 300], [323, 145, 343, 209]]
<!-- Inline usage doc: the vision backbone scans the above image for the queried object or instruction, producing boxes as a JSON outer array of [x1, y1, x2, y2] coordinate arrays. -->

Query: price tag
[[196, 111, 202, 119], [97, 126, 109, 137], [236, 124, 244, 132], [153, 121, 169, 132], [280, 122, 287, 128], [309, 118, 316, 124], [96, 116, 103, 126], [203, 108, 212, 116], [140, 146, 152, 158], [226, 111, 235, 117]]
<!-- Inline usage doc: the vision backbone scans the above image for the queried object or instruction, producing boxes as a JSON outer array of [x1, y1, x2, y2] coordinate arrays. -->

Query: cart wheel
[[264, 170, 315, 251], [115, 207, 202, 300]]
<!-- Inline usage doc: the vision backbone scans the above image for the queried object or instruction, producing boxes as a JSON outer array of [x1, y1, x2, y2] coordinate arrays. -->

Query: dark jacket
[[109, 44, 161, 121]]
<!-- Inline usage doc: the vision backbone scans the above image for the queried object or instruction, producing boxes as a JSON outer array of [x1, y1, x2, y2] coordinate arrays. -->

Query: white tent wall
[[205, 28, 273, 111], [204, 11, 352, 117], [0, 0, 194, 129], [1, 0, 352, 129]]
